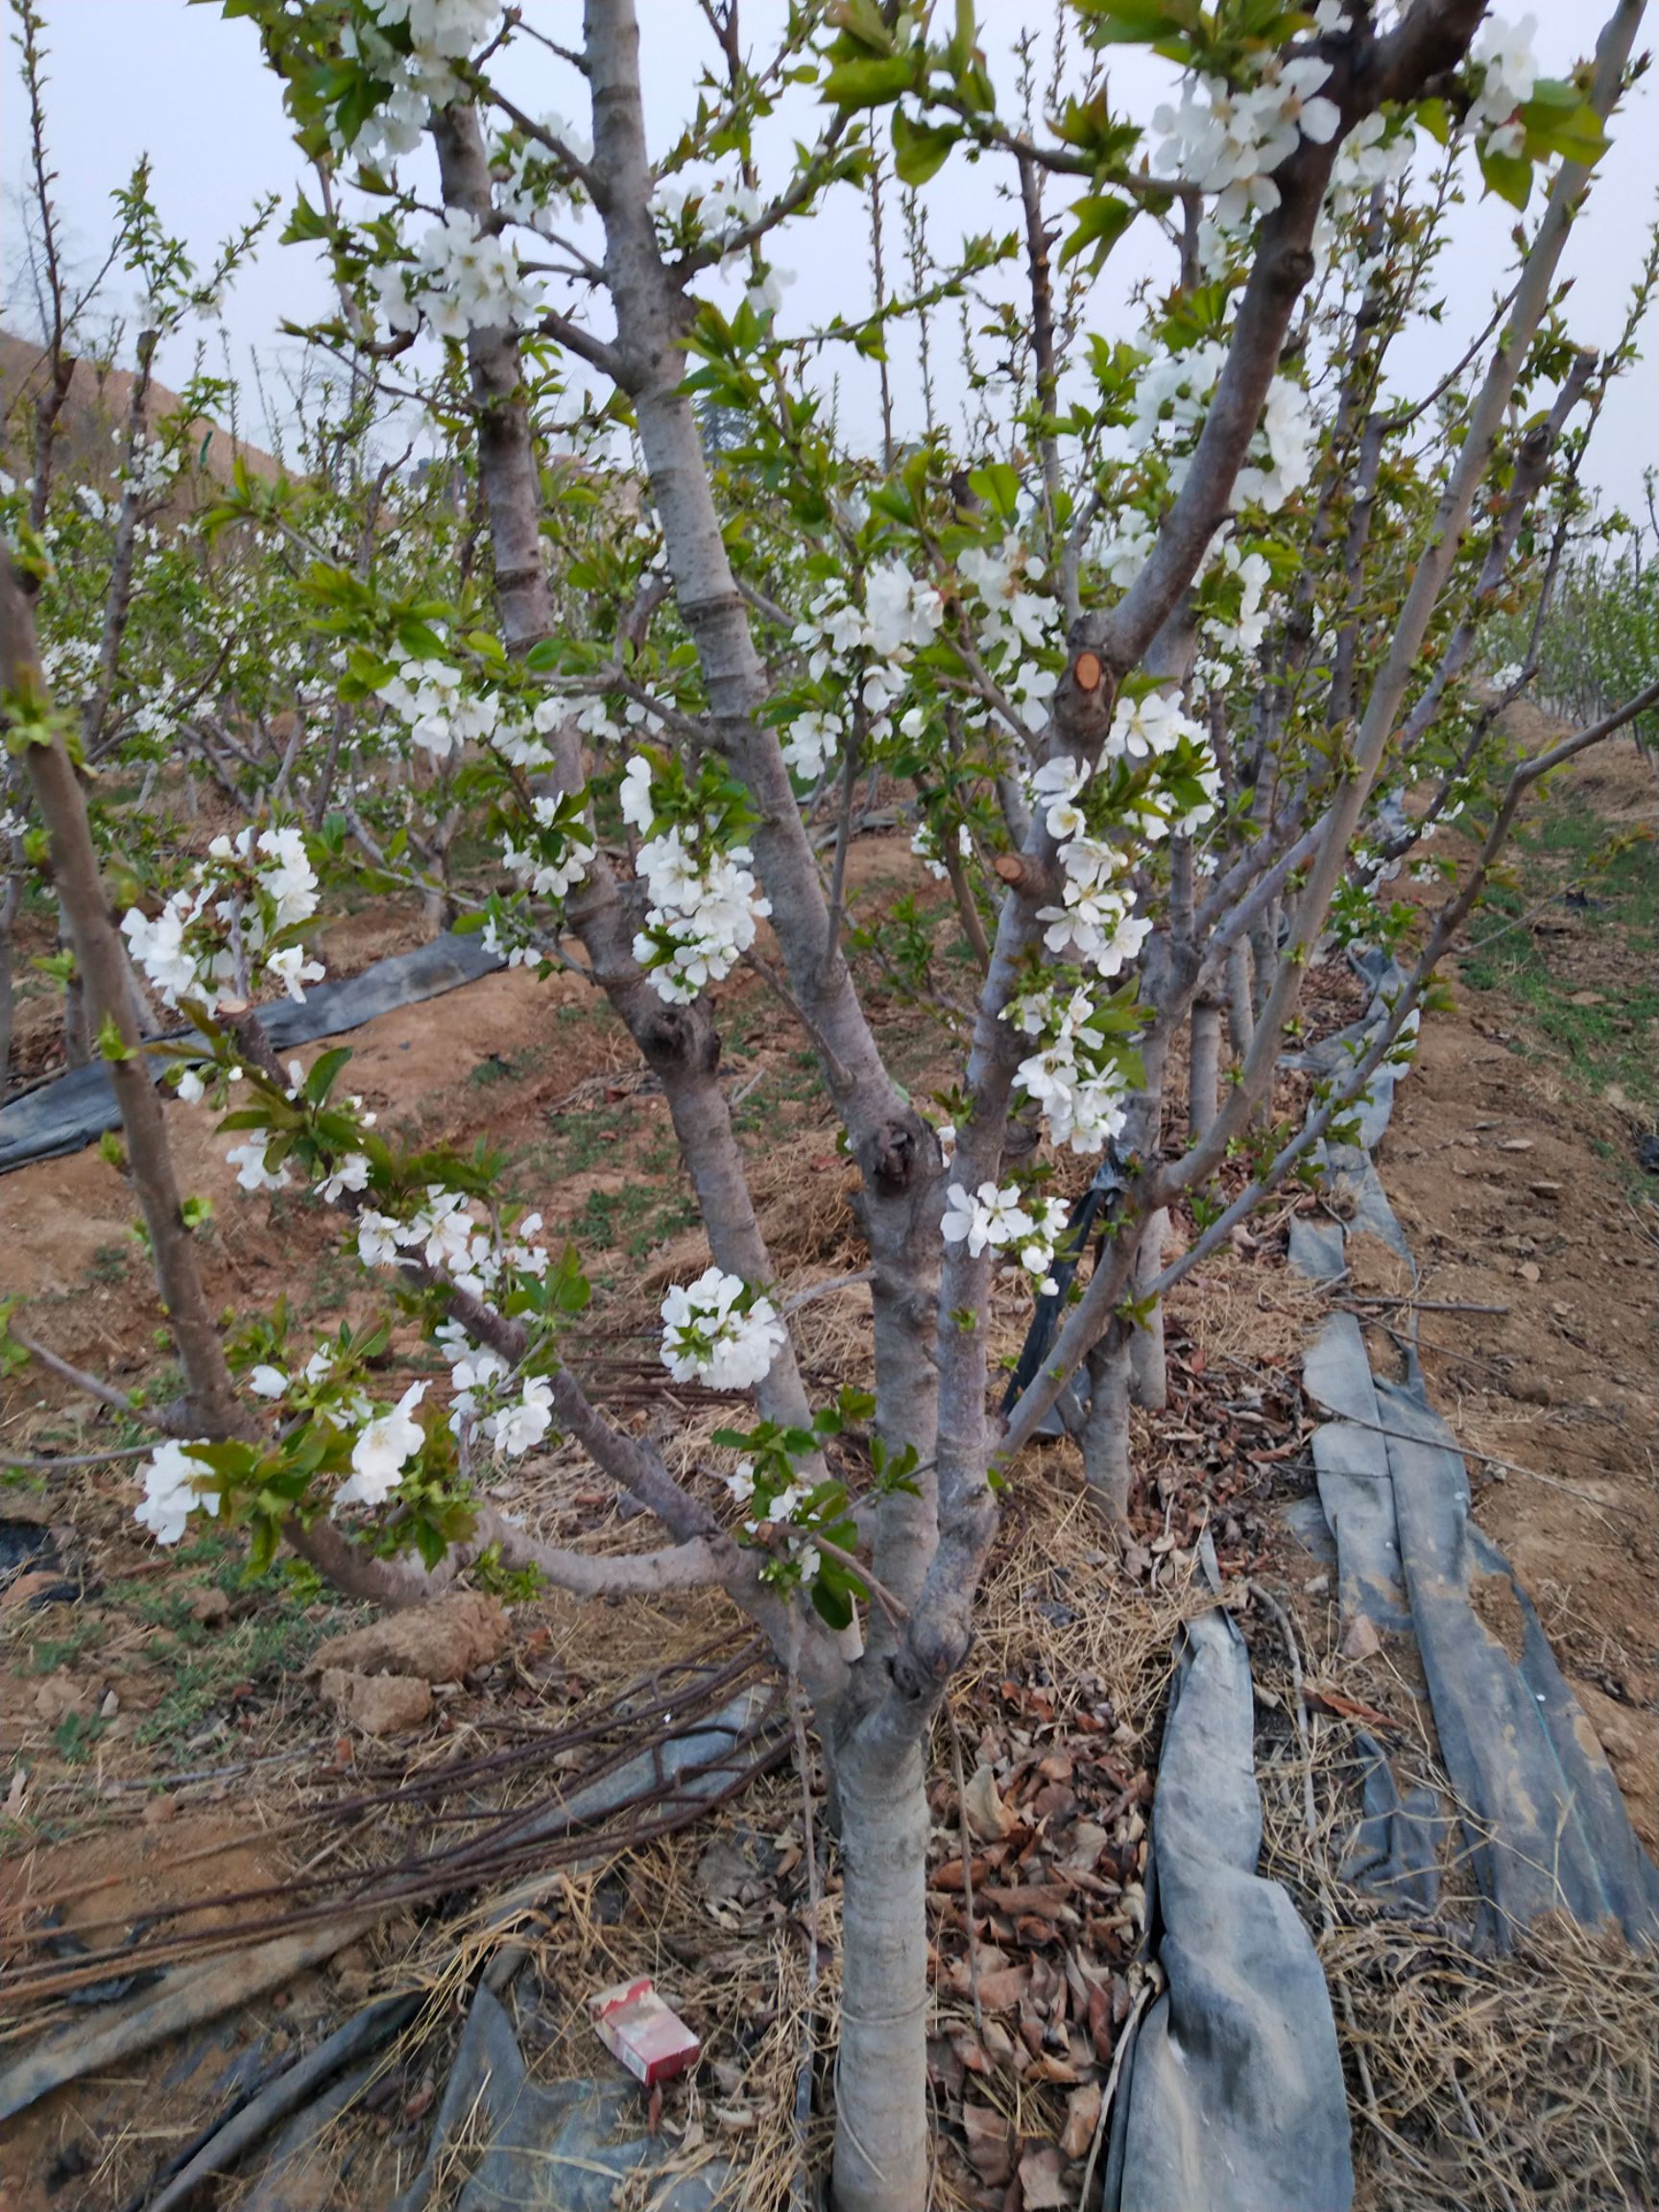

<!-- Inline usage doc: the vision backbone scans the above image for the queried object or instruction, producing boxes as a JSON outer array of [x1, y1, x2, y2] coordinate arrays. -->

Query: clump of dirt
[[1471, 1568, 1527, 1665], [307, 1589, 510, 1684]]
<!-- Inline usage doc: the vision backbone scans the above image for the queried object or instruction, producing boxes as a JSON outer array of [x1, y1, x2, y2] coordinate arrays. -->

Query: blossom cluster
[[660, 1267, 786, 1391], [1006, 983, 1133, 1156], [339, 0, 502, 164], [357, 1189, 552, 1303], [494, 112, 592, 233], [623, 756, 771, 1004], [1469, 12, 1539, 159], [941, 1180, 1072, 1294], [724, 1460, 822, 1584], [435, 1323, 557, 1459], [378, 658, 503, 759], [1129, 343, 1315, 512], [1195, 539, 1276, 680], [337, 1382, 429, 1507], [1153, 54, 1340, 229], [372, 210, 540, 341], [502, 794, 596, 902], [121, 826, 323, 1015], [136, 1438, 220, 1547], [652, 173, 795, 317], [786, 563, 943, 757], [955, 544, 1064, 733]]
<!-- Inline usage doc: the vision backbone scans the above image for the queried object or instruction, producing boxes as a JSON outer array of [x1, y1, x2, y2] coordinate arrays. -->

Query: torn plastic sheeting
[[0, 1909, 384, 2125], [145, 1992, 421, 2212], [1338, 1730, 1446, 1917], [1103, 1606, 1353, 2212], [0, 929, 503, 1177], [240, 2053, 383, 2212], [1302, 1315, 1409, 1635], [390, 1983, 726, 2212], [1286, 1215, 1347, 1285], [1376, 1370, 1659, 1945]]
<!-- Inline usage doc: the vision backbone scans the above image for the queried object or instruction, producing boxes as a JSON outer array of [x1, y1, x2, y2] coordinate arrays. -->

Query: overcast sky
[[3, 2, 1655, 511]]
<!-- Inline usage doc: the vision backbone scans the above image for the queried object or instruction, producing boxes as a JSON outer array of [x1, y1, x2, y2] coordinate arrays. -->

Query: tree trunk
[[1225, 938, 1255, 1059], [1189, 998, 1221, 1142], [2, 558, 246, 1441], [1248, 901, 1279, 1022], [1082, 1321, 1134, 1525], [0, 851, 18, 1092], [830, 1726, 932, 2212], [1129, 1210, 1168, 1412]]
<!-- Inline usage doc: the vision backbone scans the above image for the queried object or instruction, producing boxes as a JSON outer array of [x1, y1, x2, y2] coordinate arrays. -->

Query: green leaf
[[892, 108, 961, 185], [1415, 96, 1451, 145], [305, 1046, 353, 1108], [1059, 191, 1136, 271], [967, 461, 1022, 520], [1478, 141, 1533, 210], [828, 0, 895, 52], [810, 1575, 854, 1631], [822, 52, 920, 108], [1071, 0, 1197, 46], [96, 1012, 137, 1063], [1521, 92, 1609, 167]]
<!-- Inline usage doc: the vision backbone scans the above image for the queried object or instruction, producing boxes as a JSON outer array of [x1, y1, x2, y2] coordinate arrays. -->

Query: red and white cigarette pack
[[587, 1976, 702, 2087]]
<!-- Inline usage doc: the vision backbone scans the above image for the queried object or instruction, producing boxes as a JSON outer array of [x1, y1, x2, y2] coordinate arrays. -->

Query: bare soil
[[1, 749, 1655, 2206]]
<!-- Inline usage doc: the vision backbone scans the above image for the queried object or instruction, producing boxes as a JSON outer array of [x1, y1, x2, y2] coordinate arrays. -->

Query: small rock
[[1497, 1138, 1535, 1153], [1341, 1614, 1382, 1663], [1512, 1375, 1552, 1406], [319, 1669, 433, 1737], [143, 1792, 178, 1827], [99, 1689, 120, 1719], [185, 1585, 231, 1626], [1518, 1262, 1541, 1285], [1305, 1573, 1330, 1597]]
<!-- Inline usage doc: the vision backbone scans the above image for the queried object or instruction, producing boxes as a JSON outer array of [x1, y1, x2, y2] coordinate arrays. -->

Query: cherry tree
[[4, 1, 1655, 2204]]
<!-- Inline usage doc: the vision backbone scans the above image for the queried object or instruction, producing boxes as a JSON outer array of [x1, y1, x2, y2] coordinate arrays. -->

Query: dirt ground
[[1, 746, 1656, 2207], [1354, 735, 1659, 1851]]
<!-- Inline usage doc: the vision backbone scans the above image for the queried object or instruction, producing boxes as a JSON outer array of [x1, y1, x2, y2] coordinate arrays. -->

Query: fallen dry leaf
[[1061, 2081, 1103, 2160], [963, 1761, 1016, 1843], [962, 2102, 1015, 2186], [1310, 1687, 1399, 1731], [1019, 2141, 1069, 2207]]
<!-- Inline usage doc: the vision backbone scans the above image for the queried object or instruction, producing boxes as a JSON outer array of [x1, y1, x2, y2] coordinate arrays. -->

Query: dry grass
[[1334, 1914, 1659, 2212], [1247, 1591, 1659, 2212]]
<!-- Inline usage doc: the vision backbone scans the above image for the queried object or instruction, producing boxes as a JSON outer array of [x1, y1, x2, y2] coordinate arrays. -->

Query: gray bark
[[1082, 1321, 1134, 1525], [1130, 1209, 1169, 1413], [1189, 1000, 1221, 1142], [829, 1730, 932, 2212]]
